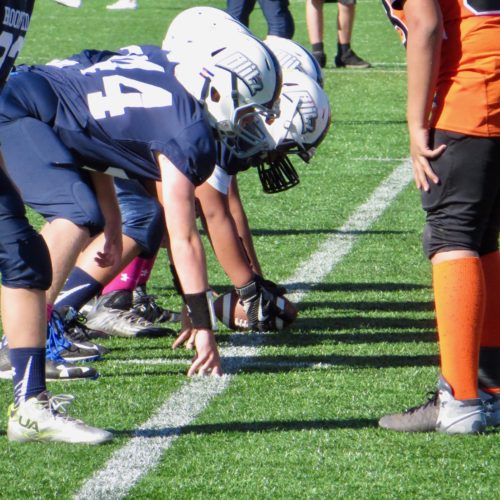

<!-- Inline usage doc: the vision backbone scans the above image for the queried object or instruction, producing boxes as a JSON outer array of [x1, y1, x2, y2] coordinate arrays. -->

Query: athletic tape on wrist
[[184, 290, 218, 330]]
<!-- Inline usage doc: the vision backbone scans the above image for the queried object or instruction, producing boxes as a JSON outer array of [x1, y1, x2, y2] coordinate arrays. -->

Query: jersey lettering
[[88, 75, 172, 119], [463, 0, 500, 15]]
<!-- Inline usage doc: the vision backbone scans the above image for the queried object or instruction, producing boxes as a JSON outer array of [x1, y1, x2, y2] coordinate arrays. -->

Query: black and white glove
[[235, 279, 279, 332], [255, 274, 287, 297]]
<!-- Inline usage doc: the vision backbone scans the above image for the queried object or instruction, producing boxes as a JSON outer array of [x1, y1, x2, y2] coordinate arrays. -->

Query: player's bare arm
[[403, 0, 446, 191], [157, 152, 222, 376], [89, 171, 122, 267], [195, 180, 254, 288]]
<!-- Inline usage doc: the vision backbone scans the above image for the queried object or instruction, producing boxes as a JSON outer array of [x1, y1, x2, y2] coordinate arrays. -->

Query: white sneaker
[[54, 0, 82, 8], [379, 376, 486, 434], [7, 391, 113, 444], [106, 0, 137, 10], [436, 378, 486, 434]]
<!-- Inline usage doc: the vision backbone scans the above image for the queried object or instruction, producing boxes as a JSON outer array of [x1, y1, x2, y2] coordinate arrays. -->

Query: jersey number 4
[[88, 75, 172, 119]]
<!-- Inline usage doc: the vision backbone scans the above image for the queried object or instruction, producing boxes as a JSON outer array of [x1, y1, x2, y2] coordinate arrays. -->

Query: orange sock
[[479, 251, 500, 393], [433, 257, 484, 400]]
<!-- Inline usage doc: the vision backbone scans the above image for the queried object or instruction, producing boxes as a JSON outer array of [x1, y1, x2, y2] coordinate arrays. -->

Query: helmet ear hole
[[210, 87, 220, 102]]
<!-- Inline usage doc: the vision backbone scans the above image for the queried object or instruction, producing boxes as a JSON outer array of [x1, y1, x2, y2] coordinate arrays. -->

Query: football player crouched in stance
[[161, 8, 330, 346], [0, 0, 112, 443], [0, 23, 281, 377], [168, 72, 330, 347], [59, 7, 328, 343]]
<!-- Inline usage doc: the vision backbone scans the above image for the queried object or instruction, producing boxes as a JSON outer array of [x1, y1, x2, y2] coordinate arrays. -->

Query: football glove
[[235, 279, 280, 332], [255, 274, 287, 297]]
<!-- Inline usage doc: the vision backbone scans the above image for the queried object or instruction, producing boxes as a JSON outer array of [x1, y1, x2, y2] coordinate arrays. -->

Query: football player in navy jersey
[[0, 0, 113, 443], [0, 37, 281, 377]]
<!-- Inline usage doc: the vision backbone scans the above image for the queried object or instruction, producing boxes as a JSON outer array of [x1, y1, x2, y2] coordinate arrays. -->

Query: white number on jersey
[[88, 75, 172, 119], [0, 31, 24, 70]]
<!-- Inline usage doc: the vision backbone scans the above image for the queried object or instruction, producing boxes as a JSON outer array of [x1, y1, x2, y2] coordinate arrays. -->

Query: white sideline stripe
[[112, 358, 338, 370], [75, 160, 412, 500]]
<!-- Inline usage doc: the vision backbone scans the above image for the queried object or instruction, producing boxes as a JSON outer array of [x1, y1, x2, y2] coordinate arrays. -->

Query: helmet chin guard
[[257, 155, 300, 194]]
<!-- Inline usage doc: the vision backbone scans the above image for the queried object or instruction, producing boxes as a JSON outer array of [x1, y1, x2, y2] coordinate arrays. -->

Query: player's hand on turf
[[172, 305, 196, 350], [188, 329, 222, 377], [409, 126, 446, 192]]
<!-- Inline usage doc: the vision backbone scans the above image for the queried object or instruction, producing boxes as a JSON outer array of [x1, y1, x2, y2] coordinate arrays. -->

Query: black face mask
[[257, 155, 300, 194]]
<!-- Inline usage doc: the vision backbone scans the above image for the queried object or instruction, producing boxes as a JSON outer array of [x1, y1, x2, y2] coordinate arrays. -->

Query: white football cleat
[[53, 0, 82, 8], [7, 391, 113, 444], [106, 0, 137, 10]]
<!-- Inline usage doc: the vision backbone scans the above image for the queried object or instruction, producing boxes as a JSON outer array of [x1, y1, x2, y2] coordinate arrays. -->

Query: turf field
[[1, 0, 497, 498]]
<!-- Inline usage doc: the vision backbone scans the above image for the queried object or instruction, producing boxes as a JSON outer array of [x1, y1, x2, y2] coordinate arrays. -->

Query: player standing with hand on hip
[[379, 0, 500, 434]]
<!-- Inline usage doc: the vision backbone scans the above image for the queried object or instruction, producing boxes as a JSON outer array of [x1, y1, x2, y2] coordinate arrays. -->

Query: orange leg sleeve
[[480, 251, 500, 347], [479, 251, 500, 393], [433, 257, 485, 400]]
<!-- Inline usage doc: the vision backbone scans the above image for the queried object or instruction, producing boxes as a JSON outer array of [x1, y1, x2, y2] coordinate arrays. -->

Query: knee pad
[[118, 185, 165, 258], [0, 230, 52, 290]]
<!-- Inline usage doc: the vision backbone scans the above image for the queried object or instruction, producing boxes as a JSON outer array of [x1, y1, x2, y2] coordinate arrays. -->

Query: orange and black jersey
[[383, 0, 500, 137]]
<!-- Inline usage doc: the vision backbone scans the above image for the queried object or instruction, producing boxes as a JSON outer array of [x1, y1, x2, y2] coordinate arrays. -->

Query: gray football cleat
[[0, 337, 98, 381], [479, 389, 500, 427], [7, 391, 113, 444], [85, 291, 175, 338], [132, 285, 181, 323], [379, 377, 486, 434]]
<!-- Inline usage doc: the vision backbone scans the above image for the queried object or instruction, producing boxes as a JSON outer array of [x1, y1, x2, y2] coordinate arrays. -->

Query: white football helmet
[[162, 6, 249, 52], [264, 37, 324, 88], [173, 31, 282, 159], [265, 69, 331, 162]]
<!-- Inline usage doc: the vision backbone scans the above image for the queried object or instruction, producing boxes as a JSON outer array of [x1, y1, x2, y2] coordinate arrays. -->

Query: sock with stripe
[[54, 267, 103, 313], [9, 348, 46, 406]]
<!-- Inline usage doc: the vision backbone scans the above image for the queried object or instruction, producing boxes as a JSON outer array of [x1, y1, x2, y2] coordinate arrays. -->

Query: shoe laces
[[33, 392, 78, 421], [403, 391, 439, 415], [64, 308, 95, 342], [115, 309, 154, 327], [47, 311, 73, 354]]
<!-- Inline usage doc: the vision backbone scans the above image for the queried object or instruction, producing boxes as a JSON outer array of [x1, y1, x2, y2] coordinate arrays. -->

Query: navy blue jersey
[[0, 0, 33, 90], [19, 46, 216, 184]]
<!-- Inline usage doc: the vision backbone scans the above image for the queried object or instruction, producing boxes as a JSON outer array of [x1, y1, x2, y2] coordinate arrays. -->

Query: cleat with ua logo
[[7, 391, 113, 444]]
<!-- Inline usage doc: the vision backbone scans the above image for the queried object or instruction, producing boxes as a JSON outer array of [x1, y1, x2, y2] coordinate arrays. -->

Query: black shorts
[[422, 130, 500, 258]]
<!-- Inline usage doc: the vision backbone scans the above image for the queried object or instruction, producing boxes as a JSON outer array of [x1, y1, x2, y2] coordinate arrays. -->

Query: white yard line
[[112, 358, 343, 370], [75, 160, 413, 500]]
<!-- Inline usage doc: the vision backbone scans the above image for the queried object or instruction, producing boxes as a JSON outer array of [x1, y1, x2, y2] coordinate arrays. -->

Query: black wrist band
[[184, 290, 217, 330], [235, 279, 259, 302]]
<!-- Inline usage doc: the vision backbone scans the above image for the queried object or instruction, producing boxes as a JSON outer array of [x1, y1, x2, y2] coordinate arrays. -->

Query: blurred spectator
[[227, 0, 295, 39], [306, 0, 370, 68]]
